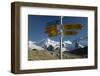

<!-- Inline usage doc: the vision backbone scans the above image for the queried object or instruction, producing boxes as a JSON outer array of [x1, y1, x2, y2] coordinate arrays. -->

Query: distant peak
[[63, 40, 72, 44]]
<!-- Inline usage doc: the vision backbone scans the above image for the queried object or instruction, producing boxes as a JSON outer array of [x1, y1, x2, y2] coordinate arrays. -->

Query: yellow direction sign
[[64, 24, 83, 30], [48, 30, 58, 37], [45, 25, 57, 33], [63, 31, 78, 35], [45, 25, 58, 37]]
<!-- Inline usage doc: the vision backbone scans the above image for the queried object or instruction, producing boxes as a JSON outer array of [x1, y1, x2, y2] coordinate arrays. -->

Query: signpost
[[48, 30, 58, 37], [63, 31, 78, 35], [45, 25, 58, 37], [64, 24, 83, 30], [60, 16, 63, 59], [45, 16, 83, 59]]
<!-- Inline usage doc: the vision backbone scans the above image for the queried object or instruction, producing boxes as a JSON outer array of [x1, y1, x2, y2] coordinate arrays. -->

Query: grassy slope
[[28, 50, 60, 60], [28, 49, 83, 61]]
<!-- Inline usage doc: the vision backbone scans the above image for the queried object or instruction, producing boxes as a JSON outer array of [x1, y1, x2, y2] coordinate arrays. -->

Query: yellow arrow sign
[[45, 25, 57, 33], [63, 31, 78, 35], [64, 24, 83, 30], [48, 30, 58, 37]]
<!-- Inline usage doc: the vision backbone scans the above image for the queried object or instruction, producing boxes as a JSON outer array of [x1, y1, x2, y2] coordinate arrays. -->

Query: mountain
[[28, 37, 87, 52], [45, 38, 59, 48], [28, 38, 70, 52], [28, 38, 87, 60], [63, 40, 72, 45], [43, 38, 71, 51], [67, 46, 88, 58], [28, 41, 44, 51]]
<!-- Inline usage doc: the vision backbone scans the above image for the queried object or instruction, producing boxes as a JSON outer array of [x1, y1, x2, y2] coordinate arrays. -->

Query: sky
[[28, 15, 88, 43]]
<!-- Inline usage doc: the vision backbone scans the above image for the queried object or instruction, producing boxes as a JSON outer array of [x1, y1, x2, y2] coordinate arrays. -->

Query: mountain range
[[28, 38, 87, 52]]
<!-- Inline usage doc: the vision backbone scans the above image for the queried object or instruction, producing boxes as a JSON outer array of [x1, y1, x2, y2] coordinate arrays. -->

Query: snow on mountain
[[45, 38, 60, 49], [28, 37, 87, 52], [79, 44, 85, 48], [63, 40, 72, 45], [45, 38, 70, 51], [28, 41, 44, 51]]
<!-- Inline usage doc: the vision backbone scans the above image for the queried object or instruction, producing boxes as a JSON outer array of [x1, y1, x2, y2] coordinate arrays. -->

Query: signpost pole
[[60, 16, 63, 59]]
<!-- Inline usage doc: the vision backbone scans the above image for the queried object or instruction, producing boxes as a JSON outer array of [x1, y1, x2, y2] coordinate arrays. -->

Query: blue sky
[[28, 15, 88, 42]]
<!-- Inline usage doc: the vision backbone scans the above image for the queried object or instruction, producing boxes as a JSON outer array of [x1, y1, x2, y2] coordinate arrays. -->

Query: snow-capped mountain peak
[[28, 37, 87, 52], [63, 40, 72, 45], [45, 38, 59, 48], [28, 41, 44, 51]]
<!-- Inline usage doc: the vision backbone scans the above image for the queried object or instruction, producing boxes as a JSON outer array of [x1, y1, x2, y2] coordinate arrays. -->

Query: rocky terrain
[[28, 49, 83, 61], [28, 38, 87, 61]]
